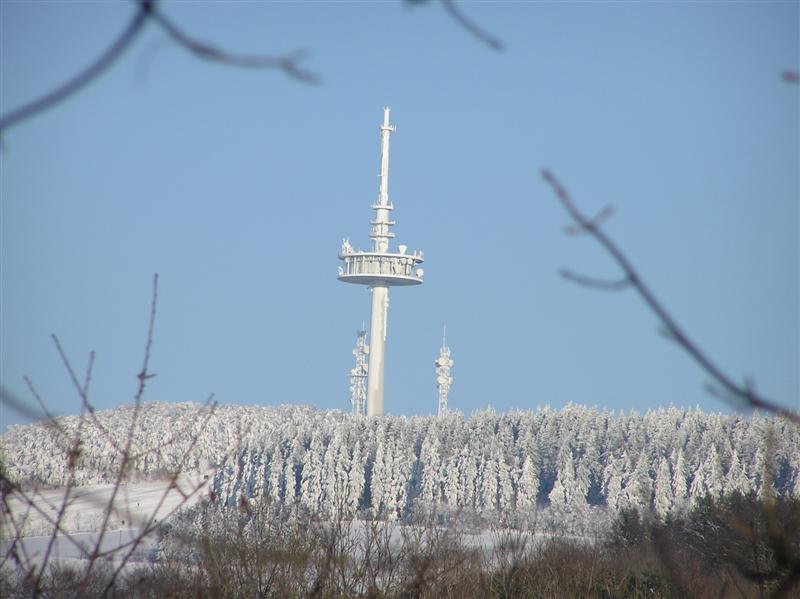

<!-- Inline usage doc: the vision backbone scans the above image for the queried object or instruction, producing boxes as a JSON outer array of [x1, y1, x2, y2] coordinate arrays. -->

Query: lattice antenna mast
[[349, 329, 368, 416], [435, 328, 454, 416]]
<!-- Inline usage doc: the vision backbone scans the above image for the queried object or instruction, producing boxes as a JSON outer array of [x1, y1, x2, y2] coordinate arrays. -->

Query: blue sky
[[1, 1, 798, 429]]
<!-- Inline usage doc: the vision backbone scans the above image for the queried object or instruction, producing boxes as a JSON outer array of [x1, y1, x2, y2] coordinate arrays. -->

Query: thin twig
[[4, 274, 223, 597], [137, 271, 159, 396], [0, 0, 318, 138], [6, 487, 94, 556], [127, 393, 216, 461], [146, 3, 319, 84], [84, 273, 159, 581], [34, 401, 89, 591], [564, 206, 615, 236], [541, 168, 800, 425], [781, 70, 800, 84], [35, 477, 76, 589], [101, 400, 219, 594], [0, 492, 35, 572], [52, 337, 123, 454], [0, 2, 151, 136], [560, 269, 631, 291], [1, 384, 59, 426], [441, 0, 503, 51]]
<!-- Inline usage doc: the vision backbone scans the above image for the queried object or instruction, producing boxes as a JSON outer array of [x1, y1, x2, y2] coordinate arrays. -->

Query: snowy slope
[[3, 471, 211, 539]]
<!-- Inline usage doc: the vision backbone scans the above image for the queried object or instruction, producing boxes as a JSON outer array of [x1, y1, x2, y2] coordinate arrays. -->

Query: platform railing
[[339, 253, 422, 278]]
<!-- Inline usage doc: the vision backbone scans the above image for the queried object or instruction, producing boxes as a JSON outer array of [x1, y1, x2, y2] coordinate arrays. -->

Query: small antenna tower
[[350, 329, 369, 416], [435, 326, 454, 416]]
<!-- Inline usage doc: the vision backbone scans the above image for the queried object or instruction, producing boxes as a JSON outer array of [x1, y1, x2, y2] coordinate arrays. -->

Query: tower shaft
[[366, 284, 389, 416]]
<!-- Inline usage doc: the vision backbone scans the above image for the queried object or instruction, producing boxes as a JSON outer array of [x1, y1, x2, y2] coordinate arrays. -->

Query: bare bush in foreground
[[0, 274, 217, 597]]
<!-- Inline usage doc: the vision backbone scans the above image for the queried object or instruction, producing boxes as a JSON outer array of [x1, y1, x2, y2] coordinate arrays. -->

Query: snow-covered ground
[[2, 472, 212, 563], [3, 530, 158, 564], [3, 474, 598, 575]]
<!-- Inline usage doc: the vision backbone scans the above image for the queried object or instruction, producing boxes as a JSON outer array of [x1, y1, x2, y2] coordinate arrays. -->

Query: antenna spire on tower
[[371, 106, 396, 253]]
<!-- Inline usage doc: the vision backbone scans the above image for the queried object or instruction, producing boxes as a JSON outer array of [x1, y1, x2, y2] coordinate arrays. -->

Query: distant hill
[[3, 403, 798, 524], [1, 402, 322, 486]]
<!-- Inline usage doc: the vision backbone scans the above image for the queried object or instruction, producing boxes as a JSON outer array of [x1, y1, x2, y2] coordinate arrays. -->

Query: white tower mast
[[435, 328, 454, 416], [338, 108, 424, 416]]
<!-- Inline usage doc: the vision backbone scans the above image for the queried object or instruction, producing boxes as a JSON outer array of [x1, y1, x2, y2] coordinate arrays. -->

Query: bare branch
[[52, 336, 123, 454], [0, 0, 318, 138], [34, 404, 89, 588], [127, 392, 215, 462], [147, 4, 319, 84], [564, 205, 615, 235], [36, 473, 77, 589], [136, 272, 159, 399], [0, 2, 151, 137], [440, 0, 503, 51], [84, 273, 159, 580], [82, 351, 95, 399], [542, 168, 800, 425], [100, 400, 219, 594], [560, 269, 631, 291], [5, 487, 94, 556], [781, 70, 800, 84], [1, 383, 57, 426], [3, 275, 223, 597]]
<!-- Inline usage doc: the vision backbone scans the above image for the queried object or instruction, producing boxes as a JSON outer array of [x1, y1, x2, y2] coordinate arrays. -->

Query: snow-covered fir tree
[[3, 402, 798, 526]]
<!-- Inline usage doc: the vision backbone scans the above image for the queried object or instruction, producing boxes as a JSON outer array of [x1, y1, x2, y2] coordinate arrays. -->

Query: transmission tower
[[349, 329, 368, 416], [338, 107, 424, 416], [435, 330, 454, 416]]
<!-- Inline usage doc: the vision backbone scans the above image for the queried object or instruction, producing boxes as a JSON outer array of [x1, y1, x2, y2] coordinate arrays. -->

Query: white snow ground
[[2, 472, 212, 563]]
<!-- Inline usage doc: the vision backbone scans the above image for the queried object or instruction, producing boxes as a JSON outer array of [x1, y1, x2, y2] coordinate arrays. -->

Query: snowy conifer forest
[[3, 402, 798, 529]]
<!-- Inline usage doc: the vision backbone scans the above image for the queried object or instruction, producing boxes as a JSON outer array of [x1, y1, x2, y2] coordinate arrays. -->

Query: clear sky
[[1, 1, 798, 429]]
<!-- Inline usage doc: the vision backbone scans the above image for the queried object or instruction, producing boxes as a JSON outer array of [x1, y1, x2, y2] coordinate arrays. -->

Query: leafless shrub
[[8, 480, 797, 596], [0, 274, 217, 598]]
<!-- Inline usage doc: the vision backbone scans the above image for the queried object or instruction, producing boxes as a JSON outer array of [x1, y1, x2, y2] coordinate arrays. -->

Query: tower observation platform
[[338, 107, 424, 416], [337, 249, 424, 286]]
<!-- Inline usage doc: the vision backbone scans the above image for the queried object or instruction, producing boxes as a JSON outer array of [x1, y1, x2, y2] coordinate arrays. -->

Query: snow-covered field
[[2, 472, 212, 563], [3, 530, 157, 564], [3, 477, 584, 569]]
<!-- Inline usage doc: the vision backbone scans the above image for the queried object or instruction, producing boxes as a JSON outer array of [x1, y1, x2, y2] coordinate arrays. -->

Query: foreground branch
[[0, 0, 317, 138], [1, 274, 218, 597], [148, 5, 318, 83], [440, 0, 503, 51], [0, 2, 150, 136], [541, 168, 799, 424]]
